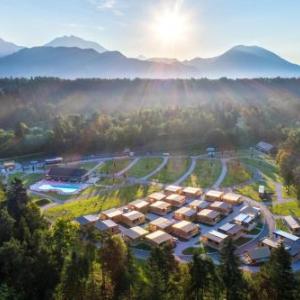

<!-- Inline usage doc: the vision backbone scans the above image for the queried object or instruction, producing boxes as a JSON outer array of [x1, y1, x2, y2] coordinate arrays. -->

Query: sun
[[152, 9, 189, 44]]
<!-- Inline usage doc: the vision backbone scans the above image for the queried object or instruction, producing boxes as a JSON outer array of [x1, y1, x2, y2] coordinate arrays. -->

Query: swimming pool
[[30, 180, 88, 195]]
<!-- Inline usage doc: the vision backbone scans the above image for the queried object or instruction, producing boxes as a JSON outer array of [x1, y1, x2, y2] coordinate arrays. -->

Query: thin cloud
[[87, 0, 123, 16]]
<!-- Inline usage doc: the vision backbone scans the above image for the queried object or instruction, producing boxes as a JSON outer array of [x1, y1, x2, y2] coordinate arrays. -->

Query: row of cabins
[[201, 205, 261, 251], [244, 229, 300, 265]]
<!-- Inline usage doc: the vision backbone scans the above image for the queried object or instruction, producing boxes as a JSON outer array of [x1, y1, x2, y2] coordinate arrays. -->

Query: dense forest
[[0, 77, 300, 157], [0, 179, 299, 300]]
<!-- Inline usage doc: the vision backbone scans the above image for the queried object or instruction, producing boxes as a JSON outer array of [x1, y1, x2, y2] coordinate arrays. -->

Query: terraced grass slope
[[97, 158, 133, 174], [183, 159, 222, 188], [151, 157, 190, 184], [44, 184, 160, 220], [221, 160, 252, 187], [127, 157, 163, 178]]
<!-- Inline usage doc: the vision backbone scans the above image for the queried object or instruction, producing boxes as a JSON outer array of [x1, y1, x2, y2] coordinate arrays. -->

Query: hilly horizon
[[44, 35, 107, 53], [0, 36, 300, 78]]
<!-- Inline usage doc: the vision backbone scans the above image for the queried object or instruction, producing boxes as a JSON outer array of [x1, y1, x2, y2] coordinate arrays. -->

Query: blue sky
[[1, 0, 300, 62]]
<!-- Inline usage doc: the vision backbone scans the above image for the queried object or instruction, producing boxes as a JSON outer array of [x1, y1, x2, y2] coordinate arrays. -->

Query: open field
[[97, 159, 133, 174], [44, 184, 160, 220], [127, 157, 163, 178], [222, 160, 252, 187], [183, 159, 222, 188], [271, 201, 300, 217], [151, 157, 190, 183]]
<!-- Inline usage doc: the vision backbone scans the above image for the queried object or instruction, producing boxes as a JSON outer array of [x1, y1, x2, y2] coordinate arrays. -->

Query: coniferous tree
[[219, 238, 247, 300], [257, 243, 297, 300]]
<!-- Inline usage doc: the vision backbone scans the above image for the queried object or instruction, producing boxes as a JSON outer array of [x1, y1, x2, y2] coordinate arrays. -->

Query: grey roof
[[256, 141, 274, 152], [75, 214, 99, 225], [247, 247, 270, 260], [274, 230, 300, 242], [95, 219, 118, 231]]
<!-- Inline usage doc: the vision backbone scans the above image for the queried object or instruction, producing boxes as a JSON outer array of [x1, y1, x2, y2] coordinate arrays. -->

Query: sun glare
[[152, 9, 189, 44]]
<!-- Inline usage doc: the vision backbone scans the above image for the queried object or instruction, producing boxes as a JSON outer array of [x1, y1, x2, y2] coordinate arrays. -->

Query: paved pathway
[[116, 157, 140, 176], [173, 157, 197, 185], [212, 158, 227, 188], [141, 156, 169, 180]]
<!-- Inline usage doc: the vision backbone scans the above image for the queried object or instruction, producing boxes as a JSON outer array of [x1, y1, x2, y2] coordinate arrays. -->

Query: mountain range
[[0, 36, 300, 78]]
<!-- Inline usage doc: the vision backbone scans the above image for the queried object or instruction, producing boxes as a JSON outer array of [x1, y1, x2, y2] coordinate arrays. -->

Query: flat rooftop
[[182, 186, 202, 195], [148, 192, 166, 201], [95, 219, 118, 230], [165, 185, 182, 193], [146, 230, 174, 245], [175, 206, 196, 217], [124, 226, 149, 239], [189, 199, 209, 209], [210, 201, 230, 209], [172, 220, 198, 232], [205, 230, 228, 242], [149, 217, 174, 229], [150, 200, 171, 209], [122, 210, 144, 221], [198, 209, 220, 219], [129, 199, 149, 208], [274, 230, 300, 242], [222, 192, 242, 202], [206, 190, 224, 198], [284, 216, 300, 230], [166, 193, 185, 202]]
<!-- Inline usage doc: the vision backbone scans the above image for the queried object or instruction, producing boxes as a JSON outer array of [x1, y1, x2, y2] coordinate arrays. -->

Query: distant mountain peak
[[0, 38, 24, 57], [44, 35, 107, 53]]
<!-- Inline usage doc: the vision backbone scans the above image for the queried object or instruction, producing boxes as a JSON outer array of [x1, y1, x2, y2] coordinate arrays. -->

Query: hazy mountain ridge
[[0, 37, 300, 78], [44, 35, 107, 53], [0, 38, 24, 57]]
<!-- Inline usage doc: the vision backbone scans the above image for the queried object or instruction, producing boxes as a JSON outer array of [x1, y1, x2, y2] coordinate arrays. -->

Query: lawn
[[97, 159, 133, 174], [236, 176, 275, 202], [8, 172, 44, 188], [183, 159, 222, 188], [182, 246, 205, 255], [127, 157, 163, 178], [221, 160, 252, 187], [97, 176, 126, 186], [151, 157, 190, 184], [234, 236, 252, 247], [271, 201, 300, 217], [68, 161, 99, 170], [44, 184, 161, 220], [241, 157, 281, 183]]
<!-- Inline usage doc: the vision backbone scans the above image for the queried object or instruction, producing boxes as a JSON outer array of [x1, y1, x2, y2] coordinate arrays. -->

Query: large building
[[46, 167, 89, 182]]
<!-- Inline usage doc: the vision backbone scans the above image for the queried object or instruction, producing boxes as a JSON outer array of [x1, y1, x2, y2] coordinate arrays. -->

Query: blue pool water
[[38, 183, 81, 194]]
